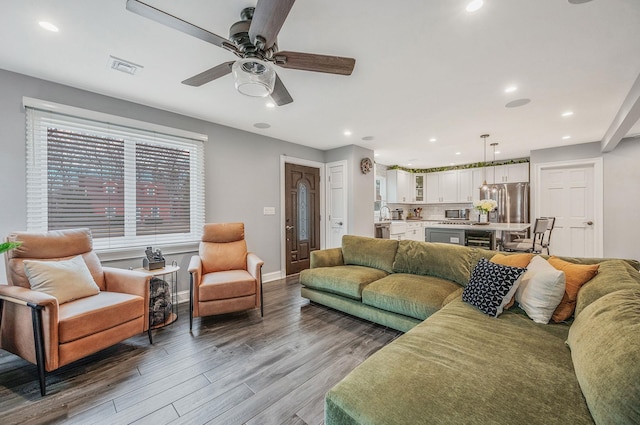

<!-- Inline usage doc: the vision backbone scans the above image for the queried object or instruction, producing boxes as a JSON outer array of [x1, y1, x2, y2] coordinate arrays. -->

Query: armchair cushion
[[200, 240, 247, 273], [199, 270, 256, 301], [58, 292, 144, 343], [23, 255, 100, 304]]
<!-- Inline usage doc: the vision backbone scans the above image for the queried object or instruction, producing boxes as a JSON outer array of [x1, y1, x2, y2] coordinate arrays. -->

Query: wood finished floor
[[0, 276, 401, 425]]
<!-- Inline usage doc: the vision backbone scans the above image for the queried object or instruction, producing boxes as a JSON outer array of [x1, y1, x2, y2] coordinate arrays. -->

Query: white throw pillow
[[515, 255, 566, 324], [24, 255, 100, 304]]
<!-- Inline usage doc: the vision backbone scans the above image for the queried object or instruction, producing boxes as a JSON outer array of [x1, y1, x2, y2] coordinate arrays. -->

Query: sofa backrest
[[393, 241, 476, 287], [342, 235, 398, 273]]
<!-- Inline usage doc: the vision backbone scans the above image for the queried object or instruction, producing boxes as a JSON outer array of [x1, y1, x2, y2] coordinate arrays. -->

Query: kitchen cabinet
[[488, 163, 529, 183], [426, 170, 458, 203], [387, 169, 412, 203], [412, 173, 426, 203], [458, 168, 484, 202], [405, 221, 424, 241]]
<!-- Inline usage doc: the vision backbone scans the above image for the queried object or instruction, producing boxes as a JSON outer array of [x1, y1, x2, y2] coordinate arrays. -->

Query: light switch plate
[[263, 207, 276, 215]]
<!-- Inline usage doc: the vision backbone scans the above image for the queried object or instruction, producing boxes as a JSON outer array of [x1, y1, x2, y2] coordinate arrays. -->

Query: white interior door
[[326, 161, 347, 248], [535, 159, 602, 257]]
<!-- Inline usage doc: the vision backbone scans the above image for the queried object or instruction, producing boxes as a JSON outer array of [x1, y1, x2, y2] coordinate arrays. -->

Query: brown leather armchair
[[0, 228, 151, 395], [188, 223, 264, 330]]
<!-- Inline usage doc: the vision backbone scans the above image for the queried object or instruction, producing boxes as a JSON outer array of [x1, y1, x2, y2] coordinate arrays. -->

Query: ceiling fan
[[125, 0, 356, 106]]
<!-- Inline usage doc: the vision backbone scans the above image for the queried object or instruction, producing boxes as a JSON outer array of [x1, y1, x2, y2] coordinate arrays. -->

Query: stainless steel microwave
[[445, 209, 470, 219]]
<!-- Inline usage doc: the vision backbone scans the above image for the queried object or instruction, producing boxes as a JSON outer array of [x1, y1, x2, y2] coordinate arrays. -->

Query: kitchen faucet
[[379, 205, 391, 221]]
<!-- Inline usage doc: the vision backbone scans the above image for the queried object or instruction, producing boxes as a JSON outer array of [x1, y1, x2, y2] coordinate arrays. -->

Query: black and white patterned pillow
[[463, 258, 526, 317]]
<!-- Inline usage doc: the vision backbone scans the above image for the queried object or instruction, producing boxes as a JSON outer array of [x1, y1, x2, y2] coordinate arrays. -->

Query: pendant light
[[479, 134, 490, 190], [490, 142, 499, 193]]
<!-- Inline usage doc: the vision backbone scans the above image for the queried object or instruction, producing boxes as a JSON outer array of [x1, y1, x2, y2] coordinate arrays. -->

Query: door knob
[[337, 222, 343, 226], [286, 225, 294, 230], [584, 221, 593, 225]]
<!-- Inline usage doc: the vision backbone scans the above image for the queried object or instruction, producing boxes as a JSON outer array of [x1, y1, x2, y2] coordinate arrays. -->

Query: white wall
[[325, 145, 376, 237], [0, 69, 336, 291], [530, 138, 640, 261]]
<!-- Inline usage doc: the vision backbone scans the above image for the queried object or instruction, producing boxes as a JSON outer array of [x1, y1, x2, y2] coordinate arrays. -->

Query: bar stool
[[502, 218, 552, 254]]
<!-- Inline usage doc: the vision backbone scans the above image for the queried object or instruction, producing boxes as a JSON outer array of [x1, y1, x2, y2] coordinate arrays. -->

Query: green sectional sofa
[[299, 235, 640, 425]]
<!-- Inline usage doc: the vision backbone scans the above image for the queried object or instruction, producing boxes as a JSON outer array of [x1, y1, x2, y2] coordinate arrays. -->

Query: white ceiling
[[2, 0, 640, 168]]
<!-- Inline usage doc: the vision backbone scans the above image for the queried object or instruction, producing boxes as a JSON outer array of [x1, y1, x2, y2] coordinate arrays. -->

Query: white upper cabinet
[[387, 169, 412, 203], [458, 168, 484, 202], [488, 163, 529, 183], [426, 170, 458, 203]]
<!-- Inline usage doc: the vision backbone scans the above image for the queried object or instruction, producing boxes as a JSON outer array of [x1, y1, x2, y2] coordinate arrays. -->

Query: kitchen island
[[424, 221, 530, 250]]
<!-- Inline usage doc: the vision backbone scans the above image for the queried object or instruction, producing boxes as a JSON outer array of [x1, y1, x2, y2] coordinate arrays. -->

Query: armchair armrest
[[102, 267, 151, 331], [247, 252, 264, 281], [0, 284, 58, 309]]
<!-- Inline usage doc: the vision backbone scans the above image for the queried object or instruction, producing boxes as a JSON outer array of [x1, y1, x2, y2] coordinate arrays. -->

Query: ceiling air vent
[[108, 56, 143, 75]]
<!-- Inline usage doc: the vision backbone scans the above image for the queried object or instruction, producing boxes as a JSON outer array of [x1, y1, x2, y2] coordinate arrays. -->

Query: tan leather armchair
[[0, 228, 151, 395], [188, 223, 264, 330]]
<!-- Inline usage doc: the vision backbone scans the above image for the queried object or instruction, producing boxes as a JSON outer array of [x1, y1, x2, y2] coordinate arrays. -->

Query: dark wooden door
[[285, 163, 321, 275]]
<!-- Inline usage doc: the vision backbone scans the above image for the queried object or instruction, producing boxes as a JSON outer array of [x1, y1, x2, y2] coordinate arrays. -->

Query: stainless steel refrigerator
[[480, 182, 529, 224]]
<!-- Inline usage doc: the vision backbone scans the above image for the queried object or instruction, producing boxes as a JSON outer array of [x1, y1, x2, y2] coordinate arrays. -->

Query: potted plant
[[0, 241, 22, 255], [473, 199, 497, 223]]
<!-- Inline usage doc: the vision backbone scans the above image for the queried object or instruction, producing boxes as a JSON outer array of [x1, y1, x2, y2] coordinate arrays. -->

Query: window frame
[[24, 97, 206, 254]]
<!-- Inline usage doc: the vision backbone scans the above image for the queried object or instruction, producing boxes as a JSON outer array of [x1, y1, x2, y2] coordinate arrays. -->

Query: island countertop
[[423, 222, 531, 232]]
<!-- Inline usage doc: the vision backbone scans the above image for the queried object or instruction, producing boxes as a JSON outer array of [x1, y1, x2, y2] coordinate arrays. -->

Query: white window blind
[[25, 103, 205, 251]]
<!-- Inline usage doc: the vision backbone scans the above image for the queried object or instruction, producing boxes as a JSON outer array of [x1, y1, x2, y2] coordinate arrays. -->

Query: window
[[25, 99, 205, 251]]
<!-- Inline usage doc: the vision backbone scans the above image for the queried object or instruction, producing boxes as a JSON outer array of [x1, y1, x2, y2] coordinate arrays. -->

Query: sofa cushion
[[362, 274, 460, 320], [326, 298, 593, 425], [575, 259, 640, 318], [491, 253, 534, 268], [567, 288, 640, 425], [515, 255, 566, 324], [300, 265, 387, 300], [462, 258, 526, 317], [341, 235, 398, 273], [58, 291, 144, 344], [548, 257, 599, 322], [393, 240, 475, 286]]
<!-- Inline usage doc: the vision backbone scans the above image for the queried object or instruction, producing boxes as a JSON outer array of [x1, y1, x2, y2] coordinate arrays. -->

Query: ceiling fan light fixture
[[232, 58, 276, 97]]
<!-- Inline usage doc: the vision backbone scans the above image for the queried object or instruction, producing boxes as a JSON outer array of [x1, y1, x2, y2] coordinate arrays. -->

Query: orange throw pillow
[[549, 257, 599, 322], [490, 253, 534, 308], [491, 253, 534, 268]]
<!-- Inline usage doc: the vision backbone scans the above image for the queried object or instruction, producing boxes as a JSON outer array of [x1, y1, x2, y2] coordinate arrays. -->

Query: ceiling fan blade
[[126, 0, 231, 49], [249, 0, 295, 49], [274, 51, 355, 75], [181, 61, 235, 86], [270, 75, 293, 106]]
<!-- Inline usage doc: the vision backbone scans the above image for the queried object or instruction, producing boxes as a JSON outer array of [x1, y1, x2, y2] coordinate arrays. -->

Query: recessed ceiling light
[[374, 152, 380, 157], [407, 163, 412, 166], [466, 0, 484, 12], [562, 111, 574, 117], [254, 122, 271, 129], [505, 98, 531, 108], [562, 135, 571, 140], [265, 102, 275, 108], [504, 85, 518, 93], [343, 130, 352, 136], [38, 21, 59, 32], [455, 152, 461, 155], [429, 138, 437, 142]]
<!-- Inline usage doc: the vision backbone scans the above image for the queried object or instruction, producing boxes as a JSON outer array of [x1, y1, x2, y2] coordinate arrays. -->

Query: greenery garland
[[384, 158, 529, 174]]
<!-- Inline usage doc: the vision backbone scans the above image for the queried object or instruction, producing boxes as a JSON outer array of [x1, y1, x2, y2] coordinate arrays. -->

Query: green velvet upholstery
[[575, 260, 640, 317], [392, 240, 475, 286], [301, 287, 421, 333], [342, 235, 398, 273], [299, 265, 387, 300], [362, 274, 460, 320], [326, 299, 594, 425], [310, 247, 344, 268], [568, 288, 640, 425]]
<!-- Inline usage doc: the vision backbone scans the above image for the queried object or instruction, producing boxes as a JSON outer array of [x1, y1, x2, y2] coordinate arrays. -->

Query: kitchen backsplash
[[385, 203, 475, 220]]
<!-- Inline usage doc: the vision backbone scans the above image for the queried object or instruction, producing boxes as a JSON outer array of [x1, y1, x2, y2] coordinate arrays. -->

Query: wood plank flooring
[[0, 276, 401, 425]]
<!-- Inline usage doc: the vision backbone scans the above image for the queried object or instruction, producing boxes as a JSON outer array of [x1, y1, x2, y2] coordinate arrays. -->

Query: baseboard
[[176, 270, 286, 304]]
